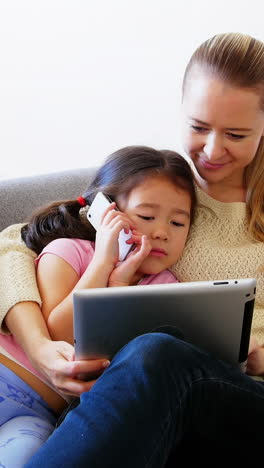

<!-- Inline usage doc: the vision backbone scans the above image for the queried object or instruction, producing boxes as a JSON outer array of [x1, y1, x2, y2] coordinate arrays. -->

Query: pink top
[[35, 238, 179, 285], [0, 238, 178, 395]]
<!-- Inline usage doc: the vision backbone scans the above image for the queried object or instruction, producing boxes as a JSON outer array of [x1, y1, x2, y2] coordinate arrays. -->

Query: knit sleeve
[[0, 224, 41, 335]]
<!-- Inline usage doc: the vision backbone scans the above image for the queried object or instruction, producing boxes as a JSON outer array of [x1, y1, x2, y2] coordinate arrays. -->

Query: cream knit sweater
[[0, 188, 263, 346], [0, 224, 41, 333], [171, 186, 264, 345]]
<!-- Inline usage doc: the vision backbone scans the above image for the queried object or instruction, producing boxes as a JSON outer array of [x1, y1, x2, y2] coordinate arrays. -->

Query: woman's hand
[[108, 234, 152, 287], [5, 302, 110, 396], [246, 336, 264, 376], [32, 339, 110, 396]]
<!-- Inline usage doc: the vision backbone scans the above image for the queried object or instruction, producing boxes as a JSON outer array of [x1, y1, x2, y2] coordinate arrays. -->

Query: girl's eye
[[227, 133, 246, 140], [171, 221, 185, 227], [137, 215, 154, 221]]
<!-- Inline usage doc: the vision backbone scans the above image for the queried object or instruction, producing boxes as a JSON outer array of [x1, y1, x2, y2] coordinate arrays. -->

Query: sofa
[[0, 168, 97, 232]]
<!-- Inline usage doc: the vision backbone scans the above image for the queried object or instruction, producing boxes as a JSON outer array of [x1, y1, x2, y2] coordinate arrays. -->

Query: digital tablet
[[73, 278, 256, 372]]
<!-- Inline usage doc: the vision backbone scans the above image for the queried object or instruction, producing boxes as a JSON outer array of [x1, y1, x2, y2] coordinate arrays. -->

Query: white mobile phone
[[87, 192, 135, 261]]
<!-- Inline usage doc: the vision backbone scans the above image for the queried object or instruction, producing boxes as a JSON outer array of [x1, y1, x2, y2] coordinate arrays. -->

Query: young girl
[[0, 146, 196, 467], [22, 146, 196, 344]]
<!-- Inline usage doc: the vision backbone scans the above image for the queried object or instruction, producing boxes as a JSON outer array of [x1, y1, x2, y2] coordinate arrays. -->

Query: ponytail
[[21, 198, 95, 255]]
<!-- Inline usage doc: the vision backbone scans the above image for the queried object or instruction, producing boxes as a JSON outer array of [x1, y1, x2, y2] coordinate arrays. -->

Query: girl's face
[[181, 72, 264, 190], [116, 174, 192, 276]]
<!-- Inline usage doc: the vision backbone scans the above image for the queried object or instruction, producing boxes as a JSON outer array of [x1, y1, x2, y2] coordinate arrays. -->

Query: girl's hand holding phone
[[108, 233, 152, 287], [87, 194, 151, 286], [92, 202, 138, 272], [88, 192, 136, 261]]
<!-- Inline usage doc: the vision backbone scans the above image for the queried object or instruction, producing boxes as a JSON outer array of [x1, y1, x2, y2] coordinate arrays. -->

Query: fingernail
[[102, 360, 110, 368]]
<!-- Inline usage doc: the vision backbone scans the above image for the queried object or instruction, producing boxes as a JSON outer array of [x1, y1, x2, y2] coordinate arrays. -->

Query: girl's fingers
[[135, 235, 152, 257], [140, 234, 151, 250], [126, 235, 151, 263], [101, 205, 133, 228], [101, 204, 118, 225], [127, 234, 141, 244], [131, 229, 142, 236], [103, 209, 127, 226], [104, 214, 135, 238], [128, 230, 145, 245], [102, 202, 116, 218]]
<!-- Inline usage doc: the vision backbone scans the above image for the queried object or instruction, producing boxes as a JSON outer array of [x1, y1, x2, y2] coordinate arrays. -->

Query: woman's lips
[[199, 158, 227, 170]]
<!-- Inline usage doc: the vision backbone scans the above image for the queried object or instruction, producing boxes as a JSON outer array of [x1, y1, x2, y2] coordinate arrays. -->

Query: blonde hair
[[183, 32, 264, 242]]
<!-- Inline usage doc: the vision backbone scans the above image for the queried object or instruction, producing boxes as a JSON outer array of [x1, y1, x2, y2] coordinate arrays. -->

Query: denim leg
[[25, 333, 264, 468]]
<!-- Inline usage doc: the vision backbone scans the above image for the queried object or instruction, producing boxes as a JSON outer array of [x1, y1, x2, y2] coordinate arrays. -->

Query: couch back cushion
[[0, 168, 96, 232]]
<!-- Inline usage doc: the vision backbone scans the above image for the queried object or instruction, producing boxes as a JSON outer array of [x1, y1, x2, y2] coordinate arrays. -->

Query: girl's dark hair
[[21, 146, 197, 254]]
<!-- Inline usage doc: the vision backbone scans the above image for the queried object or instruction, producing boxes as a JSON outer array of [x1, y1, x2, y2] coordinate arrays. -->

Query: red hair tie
[[77, 196, 87, 207]]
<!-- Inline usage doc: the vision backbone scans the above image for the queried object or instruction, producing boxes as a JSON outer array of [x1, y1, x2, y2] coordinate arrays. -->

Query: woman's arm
[[5, 301, 109, 395], [0, 224, 41, 333], [1, 225, 109, 395]]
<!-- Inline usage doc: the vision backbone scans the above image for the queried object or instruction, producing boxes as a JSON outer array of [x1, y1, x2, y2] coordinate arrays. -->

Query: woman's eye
[[191, 126, 246, 141], [191, 125, 208, 133], [227, 133, 246, 140]]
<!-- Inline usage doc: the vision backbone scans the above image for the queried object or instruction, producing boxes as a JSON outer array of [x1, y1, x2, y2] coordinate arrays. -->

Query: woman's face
[[181, 71, 264, 188]]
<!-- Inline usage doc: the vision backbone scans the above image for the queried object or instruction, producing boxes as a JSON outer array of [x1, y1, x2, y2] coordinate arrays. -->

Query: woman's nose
[[203, 133, 226, 161]]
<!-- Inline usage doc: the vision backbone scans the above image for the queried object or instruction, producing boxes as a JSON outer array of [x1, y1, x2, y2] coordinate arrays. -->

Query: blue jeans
[[25, 332, 264, 467]]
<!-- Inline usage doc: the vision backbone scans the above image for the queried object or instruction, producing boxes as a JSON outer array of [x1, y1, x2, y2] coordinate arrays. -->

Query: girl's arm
[[37, 205, 128, 342], [37, 252, 112, 343], [38, 205, 147, 343]]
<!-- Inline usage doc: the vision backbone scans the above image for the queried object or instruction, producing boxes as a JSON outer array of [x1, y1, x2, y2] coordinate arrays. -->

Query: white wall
[[0, 0, 263, 179]]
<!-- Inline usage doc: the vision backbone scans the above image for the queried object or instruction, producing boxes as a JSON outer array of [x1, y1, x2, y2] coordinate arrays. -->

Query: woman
[[1, 32, 264, 466]]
